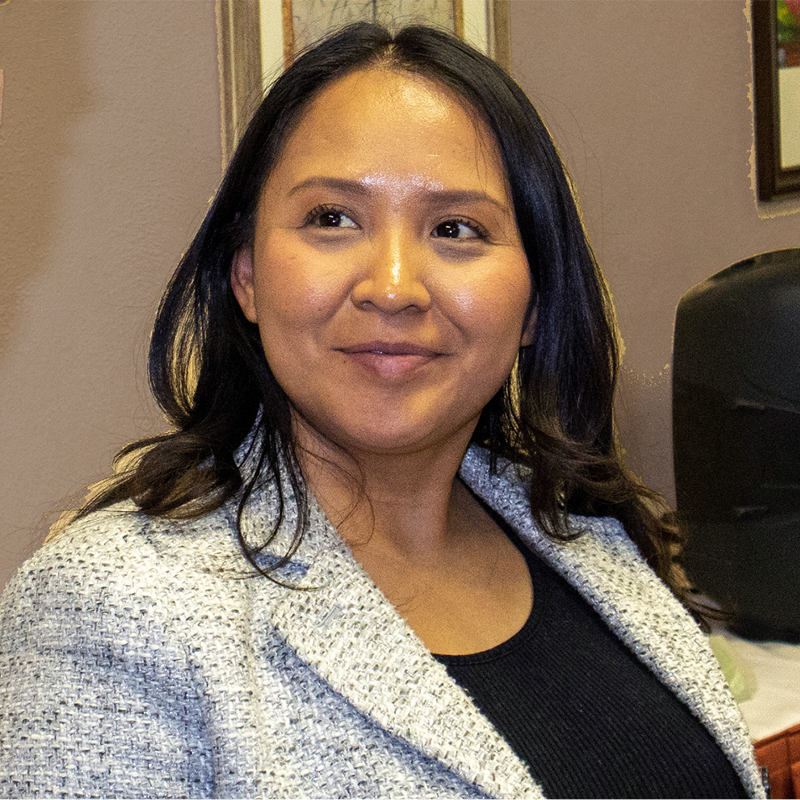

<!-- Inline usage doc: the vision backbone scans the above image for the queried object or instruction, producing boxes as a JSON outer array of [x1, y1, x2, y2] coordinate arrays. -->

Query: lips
[[338, 341, 440, 357], [336, 341, 443, 378]]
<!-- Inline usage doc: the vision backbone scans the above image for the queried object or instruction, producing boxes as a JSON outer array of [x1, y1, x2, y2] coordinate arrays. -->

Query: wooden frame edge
[[492, 0, 511, 73], [216, 0, 262, 164], [752, 0, 800, 201]]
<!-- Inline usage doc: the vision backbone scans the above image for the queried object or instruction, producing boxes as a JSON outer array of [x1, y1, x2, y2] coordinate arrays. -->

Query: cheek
[[252, 242, 345, 329], [445, 262, 532, 344]]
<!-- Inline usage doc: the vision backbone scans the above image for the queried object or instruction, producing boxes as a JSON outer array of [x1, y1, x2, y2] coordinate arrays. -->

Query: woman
[[0, 23, 762, 799]]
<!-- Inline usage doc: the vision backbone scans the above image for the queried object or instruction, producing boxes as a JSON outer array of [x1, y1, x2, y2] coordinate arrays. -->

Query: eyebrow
[[287, 176, 509, 213]]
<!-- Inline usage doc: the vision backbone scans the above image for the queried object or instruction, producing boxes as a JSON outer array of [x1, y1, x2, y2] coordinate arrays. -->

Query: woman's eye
[[432, 219, 486, 240], [305, 205, 358, 229]]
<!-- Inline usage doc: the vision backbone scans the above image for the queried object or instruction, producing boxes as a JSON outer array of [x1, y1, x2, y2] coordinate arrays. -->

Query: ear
[[520, 303, 537, 348], [230, 247, 259, 324]]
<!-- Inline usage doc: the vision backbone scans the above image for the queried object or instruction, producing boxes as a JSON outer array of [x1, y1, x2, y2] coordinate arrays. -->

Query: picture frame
[[217, 0, 510, 163], [752, 0, 800, 201]]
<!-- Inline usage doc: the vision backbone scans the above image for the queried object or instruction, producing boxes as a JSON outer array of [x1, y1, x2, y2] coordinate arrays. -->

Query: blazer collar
[[239, 460, 543, 799]]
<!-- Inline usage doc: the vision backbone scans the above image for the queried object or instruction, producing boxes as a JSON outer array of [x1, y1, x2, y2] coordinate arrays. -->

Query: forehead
[[263, 67, 508, 198]]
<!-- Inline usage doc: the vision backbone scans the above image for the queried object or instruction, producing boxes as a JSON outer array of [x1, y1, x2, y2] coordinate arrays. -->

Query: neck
[[293, 417, 476, 560]]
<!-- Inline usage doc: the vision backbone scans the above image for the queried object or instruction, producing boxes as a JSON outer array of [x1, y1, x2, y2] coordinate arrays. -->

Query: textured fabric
[[0, 446, 765, 798], [433, 533, 748, 798]]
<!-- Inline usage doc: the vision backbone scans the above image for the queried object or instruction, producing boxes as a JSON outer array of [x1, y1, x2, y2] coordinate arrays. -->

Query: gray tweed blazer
[[0, 447, 763, 798]]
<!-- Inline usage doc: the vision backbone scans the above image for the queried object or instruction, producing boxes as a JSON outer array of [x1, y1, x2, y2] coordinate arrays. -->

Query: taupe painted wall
[[1, 1, 798, 588], [510, 0, 799, 504], [0, 0, 222, 587]]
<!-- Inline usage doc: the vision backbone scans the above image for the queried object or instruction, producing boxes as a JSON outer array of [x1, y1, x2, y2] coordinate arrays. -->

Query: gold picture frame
[[216, 0, 510, 163]]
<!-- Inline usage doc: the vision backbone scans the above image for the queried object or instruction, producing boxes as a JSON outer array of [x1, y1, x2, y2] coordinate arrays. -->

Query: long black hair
[[70, 23, 693, 611]]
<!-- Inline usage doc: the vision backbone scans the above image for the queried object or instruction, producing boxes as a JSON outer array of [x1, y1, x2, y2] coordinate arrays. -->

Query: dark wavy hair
[[69, 23, 696, 614]]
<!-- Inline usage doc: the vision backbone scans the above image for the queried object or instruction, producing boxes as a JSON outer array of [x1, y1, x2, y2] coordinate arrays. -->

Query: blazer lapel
[[248, 496, 543, 799], [459, 446, 760, 797]]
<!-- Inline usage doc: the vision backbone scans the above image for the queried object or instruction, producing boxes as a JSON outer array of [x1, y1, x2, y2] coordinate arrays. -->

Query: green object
[[708, 635, 758, 704], [777, 0, 800, 44]]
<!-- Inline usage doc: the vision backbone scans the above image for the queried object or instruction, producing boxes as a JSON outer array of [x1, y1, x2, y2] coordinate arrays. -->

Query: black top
[[432, 524, 748, 799]]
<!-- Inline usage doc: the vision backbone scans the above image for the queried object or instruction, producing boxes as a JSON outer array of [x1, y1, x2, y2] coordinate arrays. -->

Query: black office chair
[[672, 248, 800, 641]]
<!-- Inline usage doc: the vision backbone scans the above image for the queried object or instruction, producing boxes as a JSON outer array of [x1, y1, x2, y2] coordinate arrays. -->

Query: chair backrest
[[672, 248, 800, 641]]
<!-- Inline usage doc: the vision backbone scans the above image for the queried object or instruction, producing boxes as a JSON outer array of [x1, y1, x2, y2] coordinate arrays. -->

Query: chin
[[333, 413, 479, 458]]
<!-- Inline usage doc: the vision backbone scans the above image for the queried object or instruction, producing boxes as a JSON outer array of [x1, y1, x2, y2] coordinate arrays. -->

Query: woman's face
[[231, 67, 533, 457]]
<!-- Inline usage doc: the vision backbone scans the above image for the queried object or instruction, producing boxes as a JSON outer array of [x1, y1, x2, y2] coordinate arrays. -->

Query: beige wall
[[1, 0, 798, 588], [510, 0, 799, 504], [0, 0, 222, 587]]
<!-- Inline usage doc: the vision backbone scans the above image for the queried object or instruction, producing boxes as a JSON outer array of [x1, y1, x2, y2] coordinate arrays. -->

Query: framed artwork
[[217, 0, 510, 162], [752, 0, 800, 200]]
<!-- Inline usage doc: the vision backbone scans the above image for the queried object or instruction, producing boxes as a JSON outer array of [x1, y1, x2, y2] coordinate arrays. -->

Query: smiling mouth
[[338, 341, 440, 357], [336, 341, 443, 377]]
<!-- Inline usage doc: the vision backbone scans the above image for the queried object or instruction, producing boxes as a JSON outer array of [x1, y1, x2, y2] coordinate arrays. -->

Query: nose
[[350, 228, 432, 315]]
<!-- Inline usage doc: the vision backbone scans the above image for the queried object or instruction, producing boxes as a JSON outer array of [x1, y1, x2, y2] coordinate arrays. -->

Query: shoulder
[[0, 502, 249, 642], [0, 504, 243, 797], [11, 499, 241, 575], [461, 445, 639, 552]]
